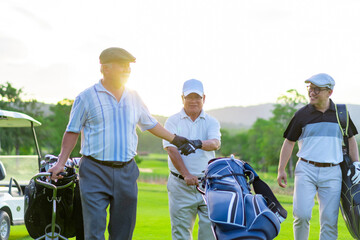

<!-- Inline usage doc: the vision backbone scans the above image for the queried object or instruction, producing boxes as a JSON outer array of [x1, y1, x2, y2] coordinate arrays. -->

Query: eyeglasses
[[307, 86, 329, 95]]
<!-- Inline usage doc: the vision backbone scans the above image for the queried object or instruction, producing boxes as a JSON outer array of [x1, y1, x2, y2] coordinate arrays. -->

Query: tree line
[[0, 82, 81, 157], [3, 82, 353, 176]]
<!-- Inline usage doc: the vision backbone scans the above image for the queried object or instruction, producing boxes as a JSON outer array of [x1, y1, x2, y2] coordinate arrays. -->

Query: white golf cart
[[0, 109, 42, 240]]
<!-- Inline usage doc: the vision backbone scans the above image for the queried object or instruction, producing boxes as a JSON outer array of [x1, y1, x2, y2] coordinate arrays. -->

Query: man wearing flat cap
[[277, 73, 360, 239], [163, 79, 221, 240], [49, 47, 196, 239]]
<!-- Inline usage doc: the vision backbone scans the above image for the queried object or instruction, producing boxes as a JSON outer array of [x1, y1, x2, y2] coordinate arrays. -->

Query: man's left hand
[[178, 143, 196, 156], [178, 140, 202, 156], [189, 140, 202, 150], [348, 161, 360, 185]]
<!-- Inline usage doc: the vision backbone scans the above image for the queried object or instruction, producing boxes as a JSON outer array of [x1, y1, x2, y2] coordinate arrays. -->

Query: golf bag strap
[[335, 104, 349, 152], [244, 161, 288, 220], [253, 177, 288, 220]]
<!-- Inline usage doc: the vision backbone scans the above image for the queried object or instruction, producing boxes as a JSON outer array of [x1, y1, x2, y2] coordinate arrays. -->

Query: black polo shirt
[[284, 99, 358, 163]]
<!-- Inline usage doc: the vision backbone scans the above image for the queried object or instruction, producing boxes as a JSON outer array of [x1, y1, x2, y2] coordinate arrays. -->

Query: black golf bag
[[340, 153, 360, 239], [24, 155, 84, 239], [336, 104, 360, 239], [199, 156, 287, 240]]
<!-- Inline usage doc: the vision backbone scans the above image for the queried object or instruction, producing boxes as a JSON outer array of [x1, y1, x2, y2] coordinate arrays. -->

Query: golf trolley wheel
[[0, 211, 10, 240]]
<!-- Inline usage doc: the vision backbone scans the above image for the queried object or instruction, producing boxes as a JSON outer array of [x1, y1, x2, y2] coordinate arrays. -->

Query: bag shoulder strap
[[335, 104, 349, 151], [335, 104, 349, 137]]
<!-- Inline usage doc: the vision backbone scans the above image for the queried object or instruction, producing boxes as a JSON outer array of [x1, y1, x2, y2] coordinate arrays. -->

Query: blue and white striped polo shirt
[[284, 100, 358, 164], [66, 81, 158, 162]]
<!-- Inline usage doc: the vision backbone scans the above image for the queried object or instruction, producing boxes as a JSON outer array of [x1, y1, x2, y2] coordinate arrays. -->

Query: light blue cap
[[182, 79, 204, 96], [305, 73, 335, 90]]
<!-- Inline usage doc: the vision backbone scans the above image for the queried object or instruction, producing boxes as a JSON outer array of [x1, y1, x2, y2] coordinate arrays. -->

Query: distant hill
[[31, 102, 360, 130], [207, 104, 274, 129]]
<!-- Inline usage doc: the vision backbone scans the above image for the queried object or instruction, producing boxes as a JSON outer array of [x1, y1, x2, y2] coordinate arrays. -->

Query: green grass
[[9, 182, 354, 240], [8, 154, 355, 239]]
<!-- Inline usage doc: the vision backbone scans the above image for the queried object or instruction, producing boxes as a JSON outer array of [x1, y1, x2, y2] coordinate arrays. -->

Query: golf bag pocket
[[340, 154, 360, 239], [202, 157, 282, 240]]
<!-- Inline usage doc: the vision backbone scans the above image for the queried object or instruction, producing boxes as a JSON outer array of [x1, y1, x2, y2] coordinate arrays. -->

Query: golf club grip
[[196, 185, 205, 195]]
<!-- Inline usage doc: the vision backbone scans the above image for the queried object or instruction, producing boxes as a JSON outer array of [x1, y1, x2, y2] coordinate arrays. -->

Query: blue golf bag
[[199, 156, 287, 240]]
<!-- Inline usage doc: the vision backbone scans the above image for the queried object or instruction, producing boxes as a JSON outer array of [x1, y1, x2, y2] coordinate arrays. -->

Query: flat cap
[[99, 47, 136, 64], [305, 73, 335, 90]]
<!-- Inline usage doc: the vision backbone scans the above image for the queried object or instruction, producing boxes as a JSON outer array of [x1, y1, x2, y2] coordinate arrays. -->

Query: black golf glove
[[189, 140, 202, 150], [178, 143, 196, 156], [171, 136, 202, 156], [171, 134, 190, 148]]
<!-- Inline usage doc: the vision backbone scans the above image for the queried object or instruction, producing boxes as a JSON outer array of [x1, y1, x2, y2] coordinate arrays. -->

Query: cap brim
[[305, 80, 333, 89], [183, 90, 203, 97]]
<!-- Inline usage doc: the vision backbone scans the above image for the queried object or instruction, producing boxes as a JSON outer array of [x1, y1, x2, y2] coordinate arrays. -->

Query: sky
[[1, 0, 360, 117]]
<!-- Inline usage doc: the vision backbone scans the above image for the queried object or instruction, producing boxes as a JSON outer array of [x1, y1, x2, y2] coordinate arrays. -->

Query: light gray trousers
[[293, 160, 342, 240], [167, 174, 215, 240], [79, 156, 139, 240]]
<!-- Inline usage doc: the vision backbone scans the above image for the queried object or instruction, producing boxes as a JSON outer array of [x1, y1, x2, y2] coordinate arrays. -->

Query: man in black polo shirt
[[277, 73, 360, 240]]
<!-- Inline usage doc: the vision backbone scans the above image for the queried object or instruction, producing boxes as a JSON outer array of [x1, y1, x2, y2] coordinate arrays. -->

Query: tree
[[0, 82, 23, 109], [41, 99, 81, 157], [232, 89, 306, 173], [271, 89, 307, 176], [0, 82, 44, 155]]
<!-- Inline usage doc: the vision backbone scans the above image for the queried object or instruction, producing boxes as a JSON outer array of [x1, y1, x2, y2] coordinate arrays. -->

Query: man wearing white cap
[[277, 73, 360, 240], [163, 79, 221, 240]]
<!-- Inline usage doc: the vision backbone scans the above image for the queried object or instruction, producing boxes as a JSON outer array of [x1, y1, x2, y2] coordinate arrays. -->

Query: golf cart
[[0, 109, 42, 240]]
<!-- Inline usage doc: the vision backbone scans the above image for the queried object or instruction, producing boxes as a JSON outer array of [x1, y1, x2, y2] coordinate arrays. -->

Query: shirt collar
[[180, 108, 206, 120], [308, 98, 335, 113], [94, 80, 107, 92], [94, 80, 128, 99]]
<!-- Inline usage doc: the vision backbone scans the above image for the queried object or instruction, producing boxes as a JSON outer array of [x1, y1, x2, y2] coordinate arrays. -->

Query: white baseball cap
[[182, 79, 204, 97]]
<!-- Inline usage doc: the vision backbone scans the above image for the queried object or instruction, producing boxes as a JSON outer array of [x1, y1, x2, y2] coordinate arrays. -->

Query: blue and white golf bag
[[199, 156, 287, 240]]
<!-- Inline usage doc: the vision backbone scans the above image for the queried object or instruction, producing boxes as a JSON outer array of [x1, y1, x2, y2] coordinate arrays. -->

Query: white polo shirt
[[163, 109, 221, 176]]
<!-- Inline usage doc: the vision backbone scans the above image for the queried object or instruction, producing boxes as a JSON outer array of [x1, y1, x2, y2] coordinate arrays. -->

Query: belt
[[170, 171, 202, 180], [300, 158, 339, 167], [85, 155, 133, 168]]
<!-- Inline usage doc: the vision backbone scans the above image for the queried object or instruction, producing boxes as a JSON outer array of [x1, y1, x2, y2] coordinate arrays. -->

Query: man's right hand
[[277, 170, 287, 188], [183, 173, 199, 186], [48, 162, 66, 180]]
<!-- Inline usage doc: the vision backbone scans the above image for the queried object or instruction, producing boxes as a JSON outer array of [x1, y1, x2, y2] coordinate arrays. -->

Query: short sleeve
[[136, 93, 157, 131], [348, 114, 358, 137], [283, 113, 303, 141], [66, 96, 87, 133], [207, 117, 221, 141]]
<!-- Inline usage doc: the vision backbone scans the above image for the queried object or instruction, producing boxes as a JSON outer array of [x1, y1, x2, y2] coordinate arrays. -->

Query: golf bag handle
[[33, 172, 74, 191]]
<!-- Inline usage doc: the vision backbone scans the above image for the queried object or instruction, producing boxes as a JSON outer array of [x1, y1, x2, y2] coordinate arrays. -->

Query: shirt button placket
[[190, 121, 196, 139]]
